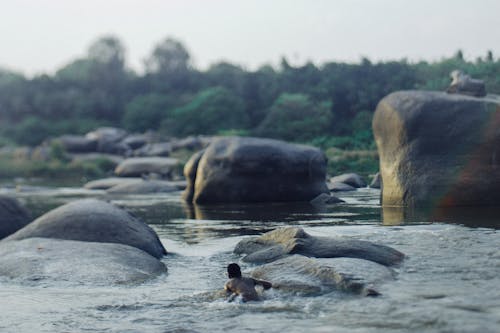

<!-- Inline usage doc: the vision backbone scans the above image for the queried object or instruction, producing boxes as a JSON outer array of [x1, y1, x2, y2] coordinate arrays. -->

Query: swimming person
[[224, 263, 272, 302]]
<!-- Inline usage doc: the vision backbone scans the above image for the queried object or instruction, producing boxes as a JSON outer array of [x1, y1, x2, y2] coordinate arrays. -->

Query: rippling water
[[1, 187, 499, 333]]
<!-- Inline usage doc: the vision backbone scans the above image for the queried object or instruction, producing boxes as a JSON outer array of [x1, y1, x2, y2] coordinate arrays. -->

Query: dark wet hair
[[227, 263, 242, 278]]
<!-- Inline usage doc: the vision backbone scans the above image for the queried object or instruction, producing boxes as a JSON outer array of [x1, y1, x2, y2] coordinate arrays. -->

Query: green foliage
[[256, 93, 332, 141], [325, 148, 379, 179], [2, 36, 500, 177], [160, 86, 248, 136], [122, 93, 173, 132]]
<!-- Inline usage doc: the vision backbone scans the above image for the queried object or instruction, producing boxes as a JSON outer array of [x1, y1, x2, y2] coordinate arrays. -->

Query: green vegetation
[[1, 36, 499, 178]]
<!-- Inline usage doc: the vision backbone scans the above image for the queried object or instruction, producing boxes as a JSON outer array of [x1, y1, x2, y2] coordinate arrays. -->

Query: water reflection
[[382, 205, 500, 229]]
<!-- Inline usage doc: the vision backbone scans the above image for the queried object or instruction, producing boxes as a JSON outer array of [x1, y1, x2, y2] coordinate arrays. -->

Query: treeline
[[1, 36, 499, 148]]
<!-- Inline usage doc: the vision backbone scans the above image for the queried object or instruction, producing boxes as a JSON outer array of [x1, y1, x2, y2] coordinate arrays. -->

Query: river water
[[0, 187, 498, 333]]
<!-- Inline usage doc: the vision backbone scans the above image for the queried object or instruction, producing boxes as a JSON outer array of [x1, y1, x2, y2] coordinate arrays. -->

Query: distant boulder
[[106, 180, 178, 194], [327, 182, 356, 192], [134, 142, 172, 157], [329, 173, 367, 188], [373, 90, 500, 207], [55, 135, 97, 153], [3, 199, 167, 258], [183, 136, 329, 204], [446, 70, 486, 97], [0, 238, 166, 285], [86, 127, 129, 155], [0, 196, 31, 239], [115, 157, 179, 178]]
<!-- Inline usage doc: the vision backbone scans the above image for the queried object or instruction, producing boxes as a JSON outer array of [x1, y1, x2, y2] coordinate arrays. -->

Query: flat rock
[[106, 180, 179, 194], [234, 227, 404, 266]]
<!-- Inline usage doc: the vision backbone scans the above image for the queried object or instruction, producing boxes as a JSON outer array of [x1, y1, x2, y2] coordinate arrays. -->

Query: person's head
[[227, 263, 242, 278]]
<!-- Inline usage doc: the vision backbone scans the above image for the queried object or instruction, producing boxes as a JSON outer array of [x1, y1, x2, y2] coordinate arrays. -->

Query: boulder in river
[[0, 196, 31, 240], [373, 90, 500, 207], [329, 173, 367, 188], [115, 157, 180, 178], [234, 227, 404, 266], [83, 177, 144, 190], [0, 238, 166, 285], [183, 136, 329, 204], [3, 199, 167, 258], [55, 135, 97, 153]]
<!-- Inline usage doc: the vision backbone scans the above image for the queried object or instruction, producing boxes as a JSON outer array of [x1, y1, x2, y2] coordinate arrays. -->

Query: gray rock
[[234, 227, 404, 266], [55, 135, 97, 153], [106, 180, 178, 194], [69, 153, 124, 166], [86, 127, 130, 155], [115, 157, 180, 177], [329, 173, 367, 188], [3, 199, 167, 258], [251, 255, 393, 296], [83, 177, 143, 190], [121, 134, 151, 150], [373, 90, 500, 207], [0, 238, 166, 285], [0, 196, 31, 239], [327, 182, 356, 192], [310, 193, 344, 206], [446, 70, 486, 97], [134, 142, 172, 157], [183, 136, 329, 204]]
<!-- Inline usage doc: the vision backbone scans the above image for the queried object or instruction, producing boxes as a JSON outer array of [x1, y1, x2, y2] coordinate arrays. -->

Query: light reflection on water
[[0, 187, 499, 333]]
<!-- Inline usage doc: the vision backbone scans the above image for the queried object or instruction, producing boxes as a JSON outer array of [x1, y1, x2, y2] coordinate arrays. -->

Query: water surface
[[1, 187, 499, 333]]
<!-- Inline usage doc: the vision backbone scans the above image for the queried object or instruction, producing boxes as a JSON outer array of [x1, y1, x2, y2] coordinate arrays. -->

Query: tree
[[161, 87, 248, 136], [145, 37, 190, 74], [255, 93, 332, 142], [122, 93, 174, 132]]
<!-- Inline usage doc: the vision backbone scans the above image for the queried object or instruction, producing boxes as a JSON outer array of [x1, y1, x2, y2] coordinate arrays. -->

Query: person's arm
[[253, 278, 272, 290]]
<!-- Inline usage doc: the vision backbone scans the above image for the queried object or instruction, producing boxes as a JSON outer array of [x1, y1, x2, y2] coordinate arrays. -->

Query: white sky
[[1, 0, 499, 76]]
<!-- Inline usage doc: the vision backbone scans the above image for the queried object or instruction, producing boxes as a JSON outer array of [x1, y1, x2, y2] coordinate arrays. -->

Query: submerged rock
[[183, 136, 329, 204], [0, 238, 166, 285], [3, 199, 166, 258], [251, 255, 393, 296], [373, 90, 500, 207], [310, 193, 344, 206], [0, 196, 31, 240], [234, 227, 404, 266]]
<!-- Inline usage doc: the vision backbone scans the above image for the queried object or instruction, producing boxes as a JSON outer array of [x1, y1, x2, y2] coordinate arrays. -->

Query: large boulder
[[134, 142, 172, 157], [250, 255, 392, 296], [373, 90, 500, 207], [3, 199, 166, 258], [0, 238, 166, 285], [183, 137, 329, 204], [0, 196, 31, 239], [115, 157, 180, 178], [234, 227, 404, 266]]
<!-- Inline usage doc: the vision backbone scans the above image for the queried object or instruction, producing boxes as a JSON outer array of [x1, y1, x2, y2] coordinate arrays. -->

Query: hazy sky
[[1, 0, 499, 76]]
